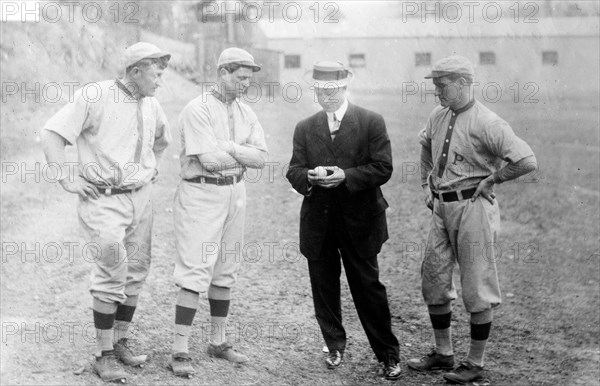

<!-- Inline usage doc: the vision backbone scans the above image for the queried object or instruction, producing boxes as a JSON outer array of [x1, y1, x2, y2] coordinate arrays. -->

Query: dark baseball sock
[[467, 309, 493, 366], [172, 288, 199, 354], [93, 298, 118, 356], [208, 285, 231, 345], [114, 295, 138, 342], [428, 303, 453, 355]]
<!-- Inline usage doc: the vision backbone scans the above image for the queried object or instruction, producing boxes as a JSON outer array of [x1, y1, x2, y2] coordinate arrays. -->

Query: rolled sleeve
[[179, 102, 220, 156], [153, 102, 172, 154], [43, 89, 89, 145], [484, 120, 534, 163]]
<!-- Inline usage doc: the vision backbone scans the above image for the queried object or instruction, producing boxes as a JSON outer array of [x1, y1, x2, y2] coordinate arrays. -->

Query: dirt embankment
[[1, 16, 139, 158]]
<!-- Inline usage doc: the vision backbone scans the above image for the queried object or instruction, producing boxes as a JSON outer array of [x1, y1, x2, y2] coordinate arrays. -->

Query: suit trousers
[[307, 207, 399, 363]]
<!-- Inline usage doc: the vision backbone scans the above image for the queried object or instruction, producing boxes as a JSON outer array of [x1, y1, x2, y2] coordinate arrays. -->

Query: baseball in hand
[[314, 166, 333, 178]]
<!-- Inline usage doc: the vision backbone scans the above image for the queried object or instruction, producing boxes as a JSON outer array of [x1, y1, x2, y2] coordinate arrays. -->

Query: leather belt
[[96, 186, 143, 196], [432, 187, 477, 202], [185, 175, 243, 185]]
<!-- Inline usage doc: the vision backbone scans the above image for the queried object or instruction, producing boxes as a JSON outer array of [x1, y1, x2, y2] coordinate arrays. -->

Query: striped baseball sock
[[428, 303, 453, 356], [93, 298, 118, 357], [467, 309, 493, 367], [208, 285, 231, 345], [172, 288, 200, 354], [114, 295, 138, 342]]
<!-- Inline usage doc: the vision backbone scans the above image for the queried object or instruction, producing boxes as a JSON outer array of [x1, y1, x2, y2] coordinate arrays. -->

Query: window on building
[[349, 54, 366, 68], [479, 52, 496, 65], [415, 53, 431, 66], [542, 51, 558, 65], [284, 55, 301, 69]]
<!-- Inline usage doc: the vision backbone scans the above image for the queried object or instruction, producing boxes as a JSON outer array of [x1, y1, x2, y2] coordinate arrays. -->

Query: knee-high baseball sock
[[468, 309, 493, 367], [93, 298, 118, 357], [208, 285, 231, 345], [114, 295, 138, 342], [428, 303, 453, 356], [172, 288, 200, 354]]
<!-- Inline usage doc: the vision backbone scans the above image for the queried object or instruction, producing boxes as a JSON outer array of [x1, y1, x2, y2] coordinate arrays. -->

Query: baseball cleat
[[207, 342, 248, 363], [407, 350, 454, 371], [325, 350, 343, 369], [382, 360, 402, 380], [443, 361, 484, 384], [168, 352, 195, 378], [93, 350, 128, 383], [114, 338, 148, 367]]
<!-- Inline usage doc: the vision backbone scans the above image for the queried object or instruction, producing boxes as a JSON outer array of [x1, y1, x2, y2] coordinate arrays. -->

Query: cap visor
[[146, 53, 171, 61]]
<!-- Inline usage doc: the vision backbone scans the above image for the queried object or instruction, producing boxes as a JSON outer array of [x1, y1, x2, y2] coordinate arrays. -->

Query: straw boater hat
[[304, 61, 355, 88]]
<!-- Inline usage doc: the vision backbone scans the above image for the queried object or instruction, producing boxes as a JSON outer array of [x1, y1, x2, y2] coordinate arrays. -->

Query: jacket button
[[324, 209, 328, 214]]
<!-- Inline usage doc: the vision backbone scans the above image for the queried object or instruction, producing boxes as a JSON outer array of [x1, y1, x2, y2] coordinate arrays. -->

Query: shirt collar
[[451, 98, 476, 114], [211, 89, 236, 105], [115, 78, 140, 100], [326, 98, 349, 121]]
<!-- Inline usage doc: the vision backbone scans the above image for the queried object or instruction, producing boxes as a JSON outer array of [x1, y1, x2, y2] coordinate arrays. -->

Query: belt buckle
[[104, 188, 112, 196], [456, 190, 464, 201]]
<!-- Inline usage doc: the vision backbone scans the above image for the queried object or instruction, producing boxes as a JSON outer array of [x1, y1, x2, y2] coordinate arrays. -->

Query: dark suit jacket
[[286, 102, 393, 260]]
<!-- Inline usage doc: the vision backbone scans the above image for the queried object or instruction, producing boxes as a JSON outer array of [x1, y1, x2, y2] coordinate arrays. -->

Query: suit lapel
[[314, 110, 336, 154], [333, 103, 357, 150]]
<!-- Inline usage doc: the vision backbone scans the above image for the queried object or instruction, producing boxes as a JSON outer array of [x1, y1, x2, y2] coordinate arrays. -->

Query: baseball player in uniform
[[406, 55, 538, 384], [41, 42, 171, 383], [168, 47, 267, 377]]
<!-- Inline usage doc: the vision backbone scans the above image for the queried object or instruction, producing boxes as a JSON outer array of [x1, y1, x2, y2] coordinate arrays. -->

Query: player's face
[[433, 77, 463, 108], [222, 67, 253, 98], [134, 64, 164, 97], [315, 86, 347, 112]]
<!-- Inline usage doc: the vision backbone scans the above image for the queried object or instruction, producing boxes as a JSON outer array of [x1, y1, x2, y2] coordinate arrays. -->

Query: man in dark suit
[[286, 61, 401, 380]]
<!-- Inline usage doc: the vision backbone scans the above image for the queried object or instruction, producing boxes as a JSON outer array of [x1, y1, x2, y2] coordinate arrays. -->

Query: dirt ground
[[1, 66, 599, 386]]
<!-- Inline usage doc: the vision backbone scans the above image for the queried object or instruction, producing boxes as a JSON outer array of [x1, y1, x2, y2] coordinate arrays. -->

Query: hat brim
[[148, 53, 171, 62], [220, 61, 261, 72], [425, 70, 472, 79], [303, 69, 354, 88], [125, 53, 171, 69]]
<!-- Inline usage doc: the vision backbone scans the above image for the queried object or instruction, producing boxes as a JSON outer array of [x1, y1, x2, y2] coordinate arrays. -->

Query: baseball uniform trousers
[[78, 184, 153, 304], [422, 194, 502, 313], [173, 179, 246, 293]]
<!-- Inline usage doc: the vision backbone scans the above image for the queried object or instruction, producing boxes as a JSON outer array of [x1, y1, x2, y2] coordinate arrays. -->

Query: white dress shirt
[[326, 98, 348, 137]]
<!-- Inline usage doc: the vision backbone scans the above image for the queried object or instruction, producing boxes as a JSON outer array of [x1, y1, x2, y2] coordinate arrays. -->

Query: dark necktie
[[331, 113, 340, 140]]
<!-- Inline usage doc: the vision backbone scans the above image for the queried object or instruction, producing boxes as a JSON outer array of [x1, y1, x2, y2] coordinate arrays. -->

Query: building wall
[[266, 35, 599, 101]]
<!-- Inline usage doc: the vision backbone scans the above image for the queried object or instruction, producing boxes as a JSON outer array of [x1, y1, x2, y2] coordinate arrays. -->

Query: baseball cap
[[217, 47, 261, 72], [123, 42, 171, 69], [424, 55, 475, 79]]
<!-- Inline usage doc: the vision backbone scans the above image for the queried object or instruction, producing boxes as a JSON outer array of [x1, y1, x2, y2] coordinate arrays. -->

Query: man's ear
[[218, 68, 230, 79], [129, 66, 142, 78]]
